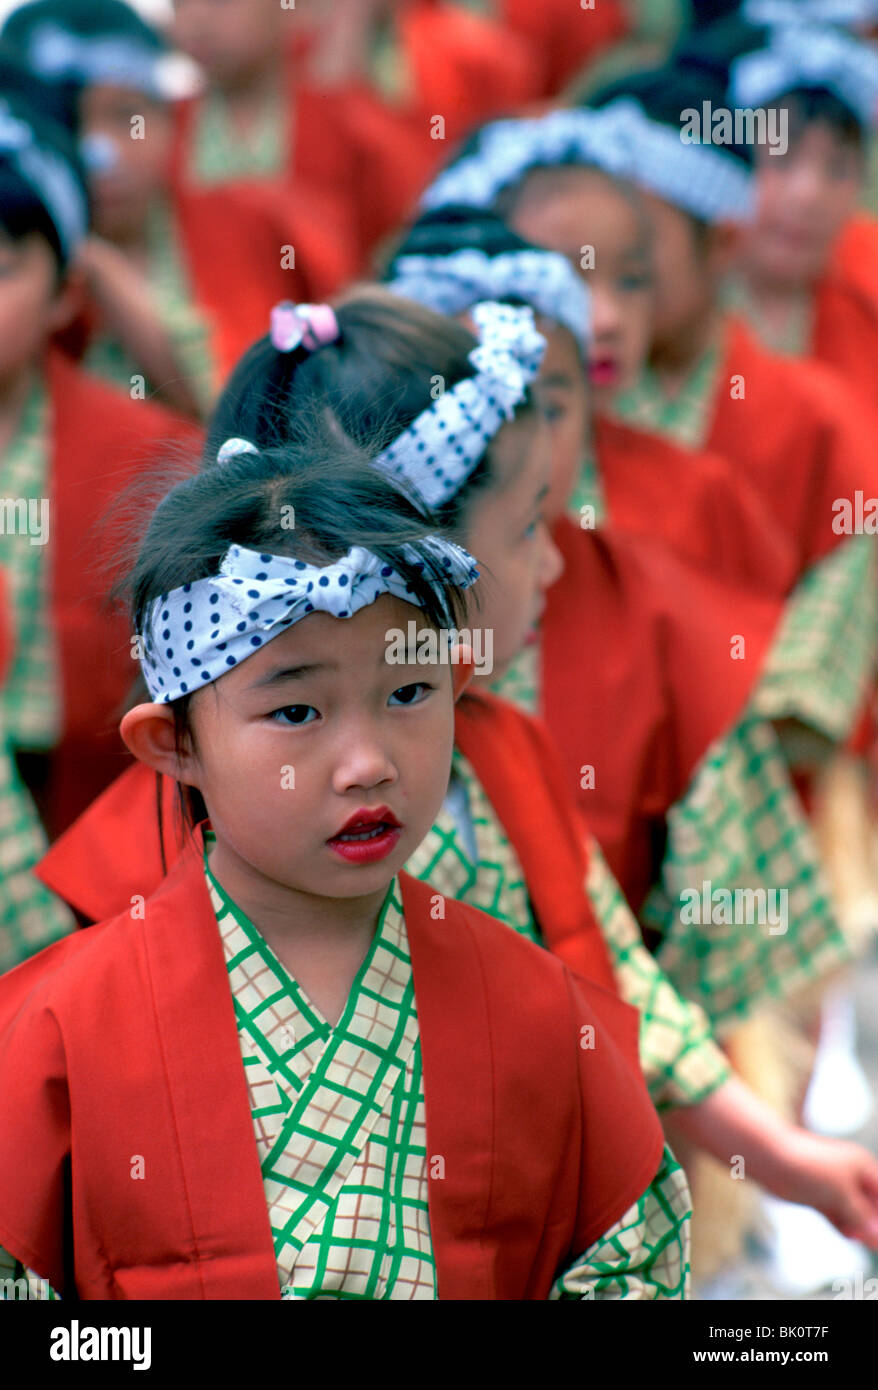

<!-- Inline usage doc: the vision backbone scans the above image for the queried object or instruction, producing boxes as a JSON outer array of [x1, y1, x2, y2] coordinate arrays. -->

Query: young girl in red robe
[[37, 294, 878, 1259], [0, 430, 676, 1301]]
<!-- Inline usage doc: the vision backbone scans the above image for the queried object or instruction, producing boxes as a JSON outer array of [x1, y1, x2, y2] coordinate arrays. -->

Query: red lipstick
[[327, 806, 403, 865], [588, 357, 622, 387]]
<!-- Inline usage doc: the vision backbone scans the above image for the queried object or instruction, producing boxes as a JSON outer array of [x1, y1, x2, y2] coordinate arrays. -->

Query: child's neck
[[737, 265, 812, 340], [648, 304, 721, 399], [213, 56, 285, 113], [0, 362, 40, 456], [208, 837, 387, 1028]]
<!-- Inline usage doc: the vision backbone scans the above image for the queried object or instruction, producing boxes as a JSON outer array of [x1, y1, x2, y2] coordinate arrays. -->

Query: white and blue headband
[[372, 300, 546, 509], [0, 100, 87, 256], [24, 22, 167, 97], [419, 103, 755, 225], [731, 24, 878, 127], [744, 0, 878, 28], [386, 246, 591, 355], [140, 539, 479, 704]]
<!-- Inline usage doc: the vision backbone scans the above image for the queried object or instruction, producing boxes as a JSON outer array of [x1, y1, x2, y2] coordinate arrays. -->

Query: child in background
[[383, 204, 799, 596], [3, 0, 350, 416], [0, 435, 676, 1301], [675, 15, 878, 411], [0, 85, 196, 973], [36, 294, 878, 1256]]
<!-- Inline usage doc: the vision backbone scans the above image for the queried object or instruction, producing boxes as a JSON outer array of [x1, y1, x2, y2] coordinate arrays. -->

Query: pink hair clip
[[270, 301, 304, 353], [269, 300, 339, 354]]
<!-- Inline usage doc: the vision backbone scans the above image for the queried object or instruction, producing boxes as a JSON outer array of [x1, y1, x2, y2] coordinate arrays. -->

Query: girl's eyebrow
[[248, 661, 335, 689], [539, 372, 575, 388]]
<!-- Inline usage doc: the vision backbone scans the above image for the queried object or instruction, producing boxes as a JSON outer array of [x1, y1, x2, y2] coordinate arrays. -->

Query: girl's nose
[[331, 725, 398, 796], [588, 281, 621, 345], [539, 524, 564, 591]]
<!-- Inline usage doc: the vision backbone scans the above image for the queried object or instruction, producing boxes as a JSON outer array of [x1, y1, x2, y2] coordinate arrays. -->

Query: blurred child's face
[[184, 595, 456, 902], [171, 0, 287, 84], [641, 194, 728, 362], [0, 230, 69, 384], [531, 319, 589, 522], [80, 85, 172, 242], [463, 410, 562, 680], [507, 166, 654, 412], [743, 123, 864, 288]]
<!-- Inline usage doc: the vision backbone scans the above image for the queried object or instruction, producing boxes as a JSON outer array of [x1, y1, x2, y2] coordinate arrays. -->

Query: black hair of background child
[[205, 286, 540, 538]]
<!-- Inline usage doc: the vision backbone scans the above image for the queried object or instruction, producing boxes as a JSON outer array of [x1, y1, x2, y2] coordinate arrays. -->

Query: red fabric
[[809, 270, 878, 415], [500, 0, 630, 96], [454, 689, 618, 994], [2, 830, 662, 1299], [707, 317, 878, 572], [39, 694, 617, 998], [43, 352, 201, 837], [594, 415, 799, 596], [0, 571, 10, 688], [831, 214, 878, 318], [541, 520, 785, 909]]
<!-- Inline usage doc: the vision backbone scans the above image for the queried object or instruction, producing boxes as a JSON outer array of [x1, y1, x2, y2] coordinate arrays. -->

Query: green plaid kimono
[[407, 751, 730, 1109], [83, 200, 215, 412], [187, 86, 286, 184], [0, 381, 76, 971], [492, 639, 848, 1030], [205, 841, 691, 1300]]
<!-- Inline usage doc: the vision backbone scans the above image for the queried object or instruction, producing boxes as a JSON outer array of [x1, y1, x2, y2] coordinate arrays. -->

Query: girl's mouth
[[588, 357, 622, 387], [327, 807, 403, 865]]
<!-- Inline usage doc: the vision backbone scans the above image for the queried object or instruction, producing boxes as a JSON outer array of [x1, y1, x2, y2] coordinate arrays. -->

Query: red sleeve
[[0, 993, 71, 1292]]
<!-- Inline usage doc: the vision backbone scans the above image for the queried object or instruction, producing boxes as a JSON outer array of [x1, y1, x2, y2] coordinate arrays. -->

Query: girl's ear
[[450, 641, 475, 701], [120, 703, 199, 784]]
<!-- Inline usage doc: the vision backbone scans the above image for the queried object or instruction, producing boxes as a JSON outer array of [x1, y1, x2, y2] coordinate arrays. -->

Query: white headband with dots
[[372, 300, 546, 510], [140, 540, 479, 704], [387, 247, 591, 353]]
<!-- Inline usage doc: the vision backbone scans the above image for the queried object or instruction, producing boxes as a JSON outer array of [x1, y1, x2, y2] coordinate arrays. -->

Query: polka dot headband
[[386, 247, 591, 355], [139, 540, 479, 704], [372, 300, 546, 510], [731, 23, 878, 127], [420, 103, 755, 226], [0, 99, 87, 257]]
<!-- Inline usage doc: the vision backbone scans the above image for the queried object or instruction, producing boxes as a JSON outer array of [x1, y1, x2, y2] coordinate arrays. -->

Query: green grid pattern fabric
[[567, 448, 607, 528], [489, 639, 539, 714], [721, 275, 812, 358], [207, 858, 437, 1300], [642, 715, 851, 1035], [551, 1144, 691, 1300], [749, 535, 878, 746], [585, 836, 731, 1109], [0, 1246, 58, 1300], [0, 379, 59, 749], [610, 337, 722, 451], [404, 749, 540, 942], [83, 199, 215, 412], [0, 736, 75, 973], [188, 86, 287, 184]]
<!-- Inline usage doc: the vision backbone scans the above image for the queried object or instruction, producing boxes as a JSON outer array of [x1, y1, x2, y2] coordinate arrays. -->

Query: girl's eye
[[389, 682, 432, 706], [523, 516, 540, 540], [619, 271, 652, 291], [540, 401, 565, 424], [271, 704, 319, 725]]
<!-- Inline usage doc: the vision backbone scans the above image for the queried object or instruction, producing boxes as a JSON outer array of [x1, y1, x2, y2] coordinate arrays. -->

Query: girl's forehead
[[206, 594, 436, 688], [511, 167, 647, 256]]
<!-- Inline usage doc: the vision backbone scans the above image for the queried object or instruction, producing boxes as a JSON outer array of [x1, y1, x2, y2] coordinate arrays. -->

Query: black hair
[[206, 285, 539, 536], [2, 0, 167, 56], [119, 426, 474, 834], [771, 87, 865, 152], [385, 203, 541, 265]]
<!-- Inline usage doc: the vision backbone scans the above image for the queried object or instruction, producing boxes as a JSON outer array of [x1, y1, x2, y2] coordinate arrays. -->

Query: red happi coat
[[0, 830, 662, 1300], [18, 353, 200, 838], [499, 0, 630, 96], [704, 317, 878, 572], [36, 691, 618, 995], [541, 520, 785, 910], [593, 415, 799, 596]]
